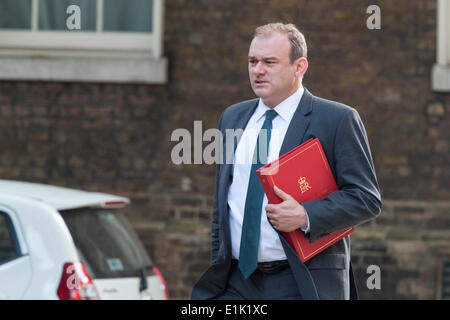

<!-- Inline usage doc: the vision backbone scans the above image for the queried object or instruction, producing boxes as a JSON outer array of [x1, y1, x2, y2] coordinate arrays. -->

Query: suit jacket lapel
[[277, 88, 318, 299], [232, 100, 259, 151], [220, 99, 258, 226], [222, 99, 258, 177], [279, 88, 313, 156]]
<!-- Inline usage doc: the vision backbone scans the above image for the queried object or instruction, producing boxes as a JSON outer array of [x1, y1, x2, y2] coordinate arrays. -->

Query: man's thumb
[[274, 185, 294, 201]]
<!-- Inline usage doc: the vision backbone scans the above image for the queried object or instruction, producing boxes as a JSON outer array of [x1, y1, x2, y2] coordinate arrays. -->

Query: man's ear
[[295, 57, 308, 78]]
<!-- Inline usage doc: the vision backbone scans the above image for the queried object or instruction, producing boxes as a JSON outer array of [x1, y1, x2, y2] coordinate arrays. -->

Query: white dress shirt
[[228, 84, 310, 262]]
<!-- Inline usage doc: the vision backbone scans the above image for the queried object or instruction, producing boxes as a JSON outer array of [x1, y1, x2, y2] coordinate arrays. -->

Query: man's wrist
[[301, 208, 310, 234]]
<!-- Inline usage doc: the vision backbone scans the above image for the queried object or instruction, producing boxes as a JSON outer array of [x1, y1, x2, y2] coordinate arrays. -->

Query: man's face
[[248, 32, 305, 108]]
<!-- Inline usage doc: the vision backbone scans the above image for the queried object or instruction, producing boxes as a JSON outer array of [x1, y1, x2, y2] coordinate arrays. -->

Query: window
[[0, 0, 167, 83], [433, 0, 450, 91], [60, 208, 153, 279], [0, 212, 20, 265]]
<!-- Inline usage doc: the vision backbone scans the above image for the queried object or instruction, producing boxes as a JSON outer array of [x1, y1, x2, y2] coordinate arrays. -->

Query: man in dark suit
[[191, 23, 381, 300]]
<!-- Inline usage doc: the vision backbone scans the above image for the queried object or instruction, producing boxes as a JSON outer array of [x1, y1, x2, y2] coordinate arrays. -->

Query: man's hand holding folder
[[265, 185, 308, 233]]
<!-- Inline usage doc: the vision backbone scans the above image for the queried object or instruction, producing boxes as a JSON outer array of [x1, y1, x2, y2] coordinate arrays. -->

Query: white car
[[0, 179, 169, 300]]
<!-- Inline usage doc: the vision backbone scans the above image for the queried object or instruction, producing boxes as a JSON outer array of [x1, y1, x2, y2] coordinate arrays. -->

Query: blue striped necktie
[[238, 109, 278, 279]]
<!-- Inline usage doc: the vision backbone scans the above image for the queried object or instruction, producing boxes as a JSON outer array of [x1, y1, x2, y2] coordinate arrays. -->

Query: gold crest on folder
[[298, 177, 311, 194]]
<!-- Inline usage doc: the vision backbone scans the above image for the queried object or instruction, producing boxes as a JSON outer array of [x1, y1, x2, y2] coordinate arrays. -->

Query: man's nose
[[253, 61, 266, 75]]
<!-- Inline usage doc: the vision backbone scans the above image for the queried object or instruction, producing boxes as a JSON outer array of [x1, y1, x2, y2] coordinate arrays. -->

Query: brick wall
[[0, 0, 449, 299], [352, 200, 450, 299]]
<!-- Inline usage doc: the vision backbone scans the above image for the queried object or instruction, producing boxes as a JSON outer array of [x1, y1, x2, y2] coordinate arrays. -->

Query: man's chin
[[252, 87, 271, 99]]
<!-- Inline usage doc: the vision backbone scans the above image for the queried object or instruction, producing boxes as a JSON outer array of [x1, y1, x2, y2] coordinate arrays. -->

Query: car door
[[0, 205, 32, 299]]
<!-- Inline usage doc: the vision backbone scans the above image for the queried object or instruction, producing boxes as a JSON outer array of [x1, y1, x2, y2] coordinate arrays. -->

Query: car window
[[0, 211, 20, 265], [60, 208, 152, 279]]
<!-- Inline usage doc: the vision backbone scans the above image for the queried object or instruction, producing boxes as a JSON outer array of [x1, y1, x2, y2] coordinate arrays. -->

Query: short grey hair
[[253, 23, 307, 63]]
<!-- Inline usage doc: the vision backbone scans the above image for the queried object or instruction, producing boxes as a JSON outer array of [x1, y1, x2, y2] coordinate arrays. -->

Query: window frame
[[432, 0, 450, 91], [0, 0, 167, 83], [0, 210, 22, 265]]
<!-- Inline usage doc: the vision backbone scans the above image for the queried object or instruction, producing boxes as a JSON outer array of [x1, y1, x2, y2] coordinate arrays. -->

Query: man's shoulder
[[309, 93, 364, 131], [311, 94, 357, 117], [219, 98, 259, 125], [223, 98, 259, 115]]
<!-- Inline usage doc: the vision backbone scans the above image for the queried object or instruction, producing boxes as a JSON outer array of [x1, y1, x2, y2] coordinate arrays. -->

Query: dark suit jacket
[[191, 88, 382, 300]]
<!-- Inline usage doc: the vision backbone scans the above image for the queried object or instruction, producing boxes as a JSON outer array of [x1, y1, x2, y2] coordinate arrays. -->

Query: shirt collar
[[254, 84, 304, 123]]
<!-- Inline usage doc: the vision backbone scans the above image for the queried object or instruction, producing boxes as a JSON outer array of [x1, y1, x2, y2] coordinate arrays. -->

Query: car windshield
[[60, 208, 152, 279]]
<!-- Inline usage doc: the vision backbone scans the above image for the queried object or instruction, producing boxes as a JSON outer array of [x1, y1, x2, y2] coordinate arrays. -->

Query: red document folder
[[256, 138, 354, 262]]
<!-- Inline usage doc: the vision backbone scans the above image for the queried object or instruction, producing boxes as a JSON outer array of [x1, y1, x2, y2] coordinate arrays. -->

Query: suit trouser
[[215, 259, 302, 300]]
